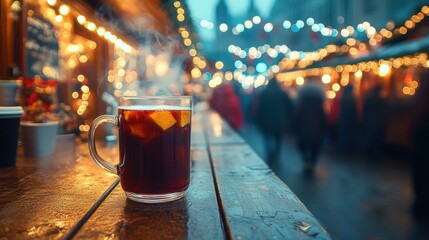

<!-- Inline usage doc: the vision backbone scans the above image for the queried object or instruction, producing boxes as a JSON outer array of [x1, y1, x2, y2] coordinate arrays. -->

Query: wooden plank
[[0, 137, 118, 239], [74, 146, 224, 239], [203, 111, 245, 145], [209, 144, 331, 240]]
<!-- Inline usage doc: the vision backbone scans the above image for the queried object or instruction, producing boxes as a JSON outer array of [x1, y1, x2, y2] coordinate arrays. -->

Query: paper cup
[[0, 106, 23, 168]]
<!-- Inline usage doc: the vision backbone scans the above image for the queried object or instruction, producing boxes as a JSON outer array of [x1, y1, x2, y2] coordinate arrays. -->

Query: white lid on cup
[[0, 106, 23, 119]]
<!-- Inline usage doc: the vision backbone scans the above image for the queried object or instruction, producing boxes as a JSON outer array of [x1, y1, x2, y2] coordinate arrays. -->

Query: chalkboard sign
[[25, 14, 60, 80]]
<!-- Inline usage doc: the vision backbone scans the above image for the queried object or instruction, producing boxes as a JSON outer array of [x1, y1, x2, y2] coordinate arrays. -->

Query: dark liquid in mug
[[118, 106, 191, 195]]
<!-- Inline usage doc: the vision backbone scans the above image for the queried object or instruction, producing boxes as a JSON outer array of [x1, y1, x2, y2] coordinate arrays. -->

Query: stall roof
[[81, 0, 176, 42]]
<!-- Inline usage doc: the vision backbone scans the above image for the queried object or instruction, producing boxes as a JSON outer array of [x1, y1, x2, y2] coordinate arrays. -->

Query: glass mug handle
[[88, 115, 118, 174]]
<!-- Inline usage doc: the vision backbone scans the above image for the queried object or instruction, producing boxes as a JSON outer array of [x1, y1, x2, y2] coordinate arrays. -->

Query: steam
[[92, 3, 187, 99]]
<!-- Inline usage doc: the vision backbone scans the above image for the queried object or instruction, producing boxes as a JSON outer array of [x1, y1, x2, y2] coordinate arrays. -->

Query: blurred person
[[294, 81, 327, 172], [327, 93, 340, 145], [362, 84, 387, 160], [411, 71, 429, 220], [327, 94, 340, 144], [209, 83, 244, 130], [255, 78, 293, 161], [338, 84, 359, 153]]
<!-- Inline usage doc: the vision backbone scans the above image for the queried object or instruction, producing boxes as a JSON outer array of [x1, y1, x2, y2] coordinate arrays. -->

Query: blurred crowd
[[207, 71, 429, 220]]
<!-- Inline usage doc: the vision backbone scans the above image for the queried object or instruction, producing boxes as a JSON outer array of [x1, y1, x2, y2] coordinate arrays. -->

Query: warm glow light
[[189, 49, 197, 56], [340, 72, 349, 86], [191, 68, 202, 78], [253, 16, 261, 24], [59, 4, 70, 15], [399, 27, 407, 35], [173, 1, 181, 8], [219, 23, 228, 32], [97, 27, 106, 36], [87, 22, 96, 31], [81, 85, 89, 93], [327, 91, 336, 99], [354, 70, 363, 79], [422, 6, 429, 15], [379, 63, 391, 77], [349, 47, 358, 56], [72, 92, 79, 99], [405, 20, 415, 29], [332, 83, 340, 92], [77, 75, 85, 82], [271, 65, 280, 73], [55, 15, 63, 23], [244, 20, 253, 29], [264, 23, 274, 32], [215, 61, 224, 69], [403, 86, 411, 95], [197, 60, 206, 69], [77, 15, 86, 25], [118, 69, 125, 77], [340, 78, 349, 86], [321, 74, 331, 84], [177, 8, 185, 15], [192, 57, 200, 64], [225, 71, 233, 81], [208, 80, 217, 88], [181, 30, 189, 38], [104, 31, 112, 40], [108, 34, 117, 43], [177, 14, 185, 22], [184, 38, 192, 46], [296, 76, 304, 85], [341, 29, 349, 37], [346, 38, 356, 46], [79, 55, 88, 63], [47, 0, 56, 6], [115, 82, 123, 89]]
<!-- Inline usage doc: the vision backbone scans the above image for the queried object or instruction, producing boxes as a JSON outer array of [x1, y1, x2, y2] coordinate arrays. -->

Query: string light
[[276, 5, 429, 71], [198, 16, 376, 40], [176, 0, 428, 93], [47, 0, 56, 6], [58, 4, 70, 15], [277, 52, 427, 97], [74, 14, 132, 53]]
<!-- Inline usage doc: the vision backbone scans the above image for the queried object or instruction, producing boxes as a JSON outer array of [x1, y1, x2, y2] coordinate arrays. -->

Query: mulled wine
[[118, 105, 192, 195]]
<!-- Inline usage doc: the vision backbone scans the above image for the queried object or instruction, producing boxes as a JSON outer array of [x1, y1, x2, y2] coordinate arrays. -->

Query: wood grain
[[74, 146, 224, 239], [209, 144, 331, 240], [0, 107, 330, 239], [0, 137, 117, 239]]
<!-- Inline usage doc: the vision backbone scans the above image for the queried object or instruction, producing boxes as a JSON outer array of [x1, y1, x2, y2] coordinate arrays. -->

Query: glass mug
[[88, 96, 192, 203]]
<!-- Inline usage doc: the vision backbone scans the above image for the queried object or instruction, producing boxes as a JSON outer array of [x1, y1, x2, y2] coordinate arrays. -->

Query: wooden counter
[[0, 105, 330, 239]]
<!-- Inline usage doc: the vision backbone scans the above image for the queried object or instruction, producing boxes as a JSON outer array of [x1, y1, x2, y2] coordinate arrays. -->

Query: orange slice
[[129, 124, 145, 138], [123, 111, 138, 121], [149, 111, 177, 131], [178, 111, 191, 127], [124, 111, 131, 121]]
